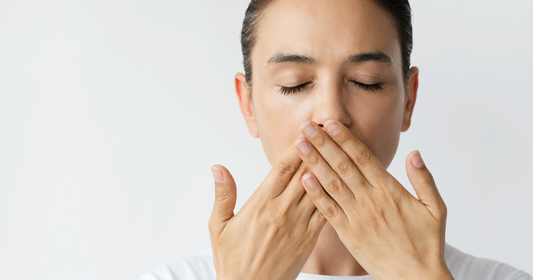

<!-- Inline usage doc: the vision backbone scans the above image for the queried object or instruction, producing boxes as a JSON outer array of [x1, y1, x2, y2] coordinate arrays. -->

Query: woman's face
[[236, 0, 418, 168]]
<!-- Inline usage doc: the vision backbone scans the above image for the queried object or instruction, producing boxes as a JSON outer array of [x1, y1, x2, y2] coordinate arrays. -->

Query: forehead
[[252, 0, 401, 67]]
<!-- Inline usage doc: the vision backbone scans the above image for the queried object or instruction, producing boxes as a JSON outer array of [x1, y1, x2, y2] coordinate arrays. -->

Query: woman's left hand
[[294, 120, 454, 280]]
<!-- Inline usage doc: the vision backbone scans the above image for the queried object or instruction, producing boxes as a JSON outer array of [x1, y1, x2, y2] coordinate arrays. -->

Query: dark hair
[[240, 0, 413, 85]]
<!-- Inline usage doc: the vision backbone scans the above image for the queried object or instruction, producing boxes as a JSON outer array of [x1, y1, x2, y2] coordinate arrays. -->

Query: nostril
[[318, 124, 324, 127]]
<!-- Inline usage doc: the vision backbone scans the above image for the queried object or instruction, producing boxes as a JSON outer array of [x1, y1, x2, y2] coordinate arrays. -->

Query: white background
[[0, 0, 532, 279]]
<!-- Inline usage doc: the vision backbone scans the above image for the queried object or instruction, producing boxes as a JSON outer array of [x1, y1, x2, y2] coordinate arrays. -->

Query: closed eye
[[279, 81, 383, 95], [353, 81, 383, 91], [279, 82, 312, 95]]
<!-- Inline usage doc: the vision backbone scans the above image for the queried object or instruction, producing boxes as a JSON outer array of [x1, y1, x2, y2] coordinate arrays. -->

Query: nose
[[312, 85, 352, 128]]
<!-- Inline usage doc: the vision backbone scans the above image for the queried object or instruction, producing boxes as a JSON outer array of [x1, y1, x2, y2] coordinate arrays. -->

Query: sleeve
[[509, 271, 533, 280], [444, 244, 532, 280]]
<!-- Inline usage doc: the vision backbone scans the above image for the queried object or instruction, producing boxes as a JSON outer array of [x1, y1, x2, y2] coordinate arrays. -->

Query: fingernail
[[296, 138, 311, 154], [300, 122, 317, 137], [324, 120, 340, 136], [411, 151, 425, 168], [211, 166, 224, 183], [303, 173, 316, 188]]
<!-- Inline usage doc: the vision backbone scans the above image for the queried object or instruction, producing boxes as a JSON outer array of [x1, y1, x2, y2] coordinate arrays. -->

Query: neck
[[301, 222, 368, 276]]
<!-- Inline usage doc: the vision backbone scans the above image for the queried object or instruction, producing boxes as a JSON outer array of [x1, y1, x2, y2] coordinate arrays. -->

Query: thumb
[[208, 164, 237, 236], [406, 151, 447, 220]]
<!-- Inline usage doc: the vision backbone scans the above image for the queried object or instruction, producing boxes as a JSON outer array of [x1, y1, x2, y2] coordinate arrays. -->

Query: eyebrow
[[266, 51, 392, 67], [266, 53, 316, 66], [346, 52, 392, 65]]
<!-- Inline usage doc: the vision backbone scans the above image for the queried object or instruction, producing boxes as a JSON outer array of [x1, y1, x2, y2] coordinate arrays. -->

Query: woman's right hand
[[209, 142, 326, 280]]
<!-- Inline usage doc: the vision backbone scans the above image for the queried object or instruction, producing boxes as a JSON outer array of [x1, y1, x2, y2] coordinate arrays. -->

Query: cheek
[[350, 92, 404, 168], [254, 93, 312, 166]]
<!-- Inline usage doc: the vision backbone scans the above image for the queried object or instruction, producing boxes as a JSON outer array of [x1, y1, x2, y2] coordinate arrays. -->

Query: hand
[[209, 143, 326, 280], [294, 120, 453, 280]]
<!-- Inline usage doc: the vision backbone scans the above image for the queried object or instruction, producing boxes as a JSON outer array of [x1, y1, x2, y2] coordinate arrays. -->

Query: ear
[[235, 73, 259, 138], [401, 67, 419, 132]]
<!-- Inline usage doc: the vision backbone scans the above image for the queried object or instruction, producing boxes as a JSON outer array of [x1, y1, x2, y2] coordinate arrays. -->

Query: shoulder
[[138, 249, 216, 280], [445, 243, 532, 280]]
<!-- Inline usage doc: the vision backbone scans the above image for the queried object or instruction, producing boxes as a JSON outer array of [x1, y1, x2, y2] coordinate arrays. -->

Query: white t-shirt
[[139, 244, 532, 280]]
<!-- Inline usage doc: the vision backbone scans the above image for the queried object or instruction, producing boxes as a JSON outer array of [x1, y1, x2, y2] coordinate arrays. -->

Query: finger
[[208, 164, 237, 236], [298, 191, 318, 217], [259, 141, 303, 198], [321, 120, 388, 187], [295, 137, 356, 206], [300, 121, 371, 194], [282, 161, 309, 203], [308, 208, 327, 234], [302, 173, 346, 227], [406, 151, 447, 221]]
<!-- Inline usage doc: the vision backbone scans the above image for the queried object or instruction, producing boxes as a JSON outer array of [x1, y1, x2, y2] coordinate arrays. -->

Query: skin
[[209, 0, 454, 279], [243, 0, 409, 166]]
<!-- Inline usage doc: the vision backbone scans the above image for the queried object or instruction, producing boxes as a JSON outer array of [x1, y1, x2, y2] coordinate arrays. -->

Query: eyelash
[[279, 82, 312, 95], [354, 81, 383, 92], [279, 81, 383, 95]]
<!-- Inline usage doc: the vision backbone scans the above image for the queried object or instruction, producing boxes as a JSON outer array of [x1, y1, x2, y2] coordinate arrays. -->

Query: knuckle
[[354, 149, 372, 168], [323, 204, 338, 218], [276, 160, 297, 177], [335, 158, 353, 175], [214, 188, 231, 203], [326, 178, 346, 196]]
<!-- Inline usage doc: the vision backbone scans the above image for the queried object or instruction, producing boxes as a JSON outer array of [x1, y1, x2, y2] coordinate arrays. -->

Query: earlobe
[[401, 67, 419, 132], [235, 73, 259, 138]]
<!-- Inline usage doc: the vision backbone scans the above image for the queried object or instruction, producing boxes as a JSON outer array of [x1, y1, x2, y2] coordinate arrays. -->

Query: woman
[[140, 0, 532, 279]]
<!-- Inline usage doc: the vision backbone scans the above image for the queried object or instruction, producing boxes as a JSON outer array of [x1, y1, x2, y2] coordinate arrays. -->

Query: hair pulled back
[[240, 0, 413, 85]]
